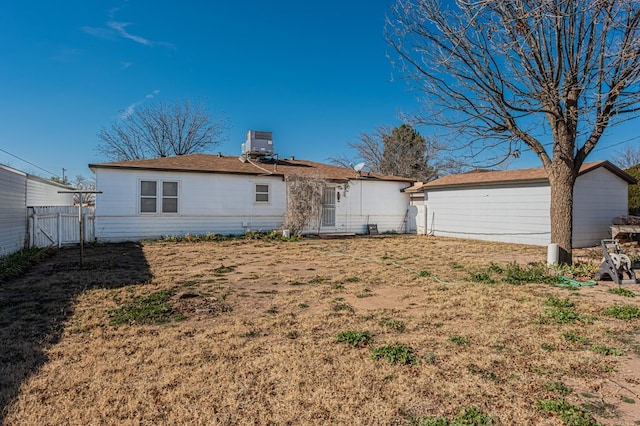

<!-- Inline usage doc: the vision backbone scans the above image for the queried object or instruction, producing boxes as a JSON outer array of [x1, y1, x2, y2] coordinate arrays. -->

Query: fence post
[[57, 211, 62, 248]]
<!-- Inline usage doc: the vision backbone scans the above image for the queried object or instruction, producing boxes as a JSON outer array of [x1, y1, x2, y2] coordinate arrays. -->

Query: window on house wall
[[255, 183, 270, 203], [140, 180, 157, 213], [140, 180, 179, 214]]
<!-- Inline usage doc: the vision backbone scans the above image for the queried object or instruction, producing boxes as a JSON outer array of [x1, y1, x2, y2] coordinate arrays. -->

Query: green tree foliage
[[380, 124, 438, 181], [334, 124, 440, 181]]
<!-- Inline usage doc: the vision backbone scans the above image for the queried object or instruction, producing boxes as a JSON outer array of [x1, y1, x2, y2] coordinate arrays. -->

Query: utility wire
[[0, 147, 58, 177]]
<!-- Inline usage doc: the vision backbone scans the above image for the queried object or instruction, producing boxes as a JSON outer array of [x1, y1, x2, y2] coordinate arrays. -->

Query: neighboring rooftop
[[89, 154, 415, 183], [404, 160, 637, 192]]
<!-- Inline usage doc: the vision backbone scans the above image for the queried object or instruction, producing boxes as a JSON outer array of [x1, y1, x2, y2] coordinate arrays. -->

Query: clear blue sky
[[0, 1, 636, 181]]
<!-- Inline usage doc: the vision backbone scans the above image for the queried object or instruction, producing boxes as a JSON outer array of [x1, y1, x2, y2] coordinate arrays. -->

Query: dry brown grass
[[1, 235, 640, 425]]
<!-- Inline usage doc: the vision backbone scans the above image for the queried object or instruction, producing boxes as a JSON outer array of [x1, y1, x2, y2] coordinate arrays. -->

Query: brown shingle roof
[[89, 154, 415, 183], [403, 160, 636, 192]]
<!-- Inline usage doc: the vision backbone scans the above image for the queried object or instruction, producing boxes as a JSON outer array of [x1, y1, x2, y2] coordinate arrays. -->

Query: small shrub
[[603, 305, 640, 320], [345, 276, 361, 282], [370, 344, 419, 365], [607, 287, 636, 298], [336, 331, 373, 347]]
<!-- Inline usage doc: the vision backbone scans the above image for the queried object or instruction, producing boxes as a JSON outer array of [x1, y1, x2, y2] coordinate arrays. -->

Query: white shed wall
[[573, 168, 629, 248], [26, 177, 74, 206], [0, 166, 27, 255], [425, 183, 552, 246], [94, 169, 287, 241]]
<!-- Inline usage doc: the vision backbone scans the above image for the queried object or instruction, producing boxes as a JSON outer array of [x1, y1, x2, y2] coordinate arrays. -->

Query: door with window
[[321, 187, 336, 229]]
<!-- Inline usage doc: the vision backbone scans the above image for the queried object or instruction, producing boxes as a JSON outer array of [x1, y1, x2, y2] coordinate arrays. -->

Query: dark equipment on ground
[[594, 239, 638, 285]]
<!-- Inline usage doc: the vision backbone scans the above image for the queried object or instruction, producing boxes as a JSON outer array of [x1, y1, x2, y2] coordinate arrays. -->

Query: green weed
[[345, 276, 361, 282], [411, 407, 492, 425], [603, 305, 640, 320], [563, 331, 589, 345], [449, 335, 470, 346], [370, 344, 418, 365], [380, 318, 406, 333], [108, 289, 185, 326], [544, 295, 575, 308], [336, 331, 373, 347], [545, 381, 572, 396], [607, 287, 636, 297], [537, 399, 601, 426], [591, 345, 623, 356], [0, 247, 53, 281]]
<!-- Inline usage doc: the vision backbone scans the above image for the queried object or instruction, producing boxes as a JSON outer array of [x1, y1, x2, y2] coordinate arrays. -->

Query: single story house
[[403, 161, 637, 248], [0, 164, 74, 256], [88, 154, 414, 242]]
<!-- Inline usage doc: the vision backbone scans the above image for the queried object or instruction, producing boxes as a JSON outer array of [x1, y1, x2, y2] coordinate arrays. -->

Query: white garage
[[404, 161, 636, 248]]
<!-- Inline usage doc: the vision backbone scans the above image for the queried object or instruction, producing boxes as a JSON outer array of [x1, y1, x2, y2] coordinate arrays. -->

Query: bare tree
[[331, 125, 440, 181], [97, 98, 228, 161], [387, 0, 640, 263], [71, 175, 96, 206], [616, 144, 640, 170]]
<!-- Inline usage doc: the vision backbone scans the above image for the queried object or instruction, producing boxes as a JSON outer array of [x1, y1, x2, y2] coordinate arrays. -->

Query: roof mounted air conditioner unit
[[242, 130, 273, 156]]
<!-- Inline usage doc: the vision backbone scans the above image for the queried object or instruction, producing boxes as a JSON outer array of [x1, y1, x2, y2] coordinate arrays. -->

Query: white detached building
[[404, 161, 636, 248], [89, 151, 413, 242]]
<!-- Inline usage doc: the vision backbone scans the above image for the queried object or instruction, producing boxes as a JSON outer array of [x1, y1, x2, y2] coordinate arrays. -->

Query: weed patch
[[449, 335, 469, 346], [370, 344, 418, 365], [380, 318, 406, 333], [603, 305, 640, 320], [0, 247, 53, 281], [537, 399, 601, 426], [607, 287, 636, 297], [336, 331, 373, 347], [108, 289, 185, 326]]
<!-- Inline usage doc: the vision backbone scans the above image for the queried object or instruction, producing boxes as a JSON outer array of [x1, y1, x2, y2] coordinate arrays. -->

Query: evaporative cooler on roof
[[242, 130, 273, 157]]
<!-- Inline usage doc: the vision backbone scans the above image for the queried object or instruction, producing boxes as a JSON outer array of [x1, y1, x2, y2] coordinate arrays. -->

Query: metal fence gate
[[28, 206, 95, 248]]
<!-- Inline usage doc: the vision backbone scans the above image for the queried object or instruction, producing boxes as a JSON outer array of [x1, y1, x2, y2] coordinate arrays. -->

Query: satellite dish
[[354, 162, 365, 172]]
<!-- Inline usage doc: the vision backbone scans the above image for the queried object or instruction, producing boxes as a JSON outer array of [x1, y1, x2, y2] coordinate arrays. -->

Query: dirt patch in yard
[[1, 235, 640, 425]]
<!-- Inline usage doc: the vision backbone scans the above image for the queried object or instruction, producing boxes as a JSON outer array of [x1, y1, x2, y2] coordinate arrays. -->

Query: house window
[[255, 184, 270, 203], [140, 180, 157, 213], [140, 180, 179, 214], [162, 181, 178, 213]]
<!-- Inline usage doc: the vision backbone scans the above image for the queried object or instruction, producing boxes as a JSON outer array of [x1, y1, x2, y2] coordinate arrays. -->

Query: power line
[[0, 147, 58, 177]]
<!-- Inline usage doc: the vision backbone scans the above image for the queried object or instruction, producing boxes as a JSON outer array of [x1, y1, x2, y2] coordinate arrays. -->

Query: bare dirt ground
[[1, 235, 640, 425]]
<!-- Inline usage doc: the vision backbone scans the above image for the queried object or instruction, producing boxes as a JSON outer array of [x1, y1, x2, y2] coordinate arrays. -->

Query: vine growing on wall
[[283, 175, 327, 235]]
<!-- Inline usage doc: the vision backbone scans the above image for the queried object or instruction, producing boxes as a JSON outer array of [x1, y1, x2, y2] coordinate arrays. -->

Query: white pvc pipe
[[547, 243, 559, 265]]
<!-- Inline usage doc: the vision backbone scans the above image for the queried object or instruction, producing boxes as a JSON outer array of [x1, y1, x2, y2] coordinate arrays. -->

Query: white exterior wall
[[328, 180, 411, 234], [424, 183, 552, 246], [26, 176, 74, 206], [0, 166, 27, 255], [94, 169, 287, 241], [94, 168, 412, 241], [573, 168, 629, 248]]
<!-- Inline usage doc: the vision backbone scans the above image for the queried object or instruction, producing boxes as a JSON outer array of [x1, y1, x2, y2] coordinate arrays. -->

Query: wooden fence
[[28, 206, 95, 248]]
